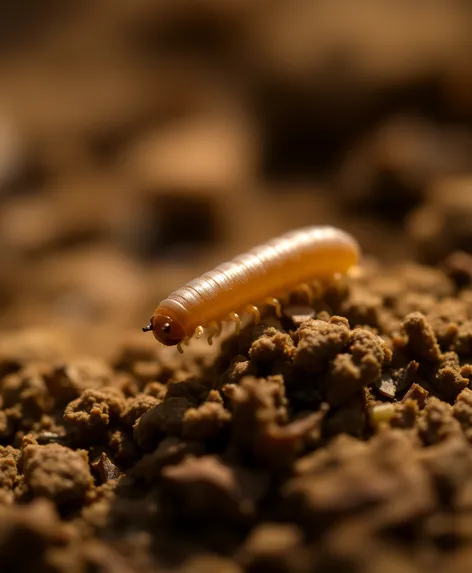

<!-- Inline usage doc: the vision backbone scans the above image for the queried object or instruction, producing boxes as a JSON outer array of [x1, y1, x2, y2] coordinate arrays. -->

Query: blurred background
[[1, 0, 472, 356]]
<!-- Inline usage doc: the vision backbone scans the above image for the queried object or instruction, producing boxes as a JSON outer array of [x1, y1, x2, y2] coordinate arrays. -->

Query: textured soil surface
[[4, 259, 472, 572]]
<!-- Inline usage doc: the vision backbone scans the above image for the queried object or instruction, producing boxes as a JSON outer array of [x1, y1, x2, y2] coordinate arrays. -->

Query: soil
[[2, 2, 472, 572], [3, 265, 472, 572]]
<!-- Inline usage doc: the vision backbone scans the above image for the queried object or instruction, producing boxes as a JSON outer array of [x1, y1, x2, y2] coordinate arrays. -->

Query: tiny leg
[[265, 297, 282, 318], [298, 283, 313, 305], [177, 342, 184, 354], [194, 325, 204, 339], [245, 304, 260, 325], [228, 311, 241, 335], [207, 321, 221, 346], [311, 279, 323, 298]]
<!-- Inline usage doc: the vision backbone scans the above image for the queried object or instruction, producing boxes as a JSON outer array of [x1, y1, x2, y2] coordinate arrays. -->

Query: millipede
[[143, 226, 360, 353]]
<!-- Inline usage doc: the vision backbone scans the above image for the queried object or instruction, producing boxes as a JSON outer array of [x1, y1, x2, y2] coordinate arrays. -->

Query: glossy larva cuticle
[[145, 226, 360, 348]]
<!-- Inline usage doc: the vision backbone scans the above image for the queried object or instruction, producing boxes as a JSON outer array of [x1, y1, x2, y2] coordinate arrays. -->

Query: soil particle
[[0, 454, 17, 490], [133, 396, 193, 449], [91, 452, 122, 483], [407, 176, 472, 263], [129, 437, 201, 484], [452, 321, 472, 355], [377, 361, 419, 400], [402, 382, 429, 409], [22, 443, 93, 506], [282, 304, 316, 326], [418, 398, 462, 445], [425, 298, 469, 350], [144, 381, 168, 399], [0, 409, 13, 440], [292, 317, 350, 373], [224, 375, 291, 465], [391, 399, 419, 429], [0, 499, 73, 573], [370, 402, 397, 429], [442, 251, 472, 288], [249, 329, 295, 364], [282, 429, 435, 530], [324, 328, 391, 406], [418, 435, 472, 505], [109, 429, 140, 466], [402, 312, 441, 362], [1, 365, 51, 414], [453, 388, 472, 442], [83, 480, 119, 531], [377, 374, 397, 399], [432, 352, 468, 402], [161, 455, 268, 522], [237, 522, 307, 573], [121, 394, 161, 429], [64, 387, 124, 442], [221, 356, 256, 386], [46, 358, 114, 406], [325, 391, 369, 437], [340, 288, 382, 328], [182, 400, 231, 442]]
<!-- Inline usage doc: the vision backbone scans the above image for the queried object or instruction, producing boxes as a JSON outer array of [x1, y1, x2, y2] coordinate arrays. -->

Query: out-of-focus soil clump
[[3, 264, 472, 572], [2, 0, 472, 572]]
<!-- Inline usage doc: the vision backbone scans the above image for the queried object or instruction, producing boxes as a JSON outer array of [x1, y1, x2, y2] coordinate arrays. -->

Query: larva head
[[142, 313, 186, 346]]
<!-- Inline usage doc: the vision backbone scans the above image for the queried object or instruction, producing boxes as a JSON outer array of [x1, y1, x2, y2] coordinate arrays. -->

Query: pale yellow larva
[[143, 226, 360, 352]]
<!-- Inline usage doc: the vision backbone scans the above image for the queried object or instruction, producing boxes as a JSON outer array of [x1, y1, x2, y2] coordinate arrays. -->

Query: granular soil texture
[[4, 257, 472, 572]]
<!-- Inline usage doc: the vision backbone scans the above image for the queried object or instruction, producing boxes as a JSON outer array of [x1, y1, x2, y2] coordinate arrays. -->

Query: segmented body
[[145, 226, 360, 351]]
